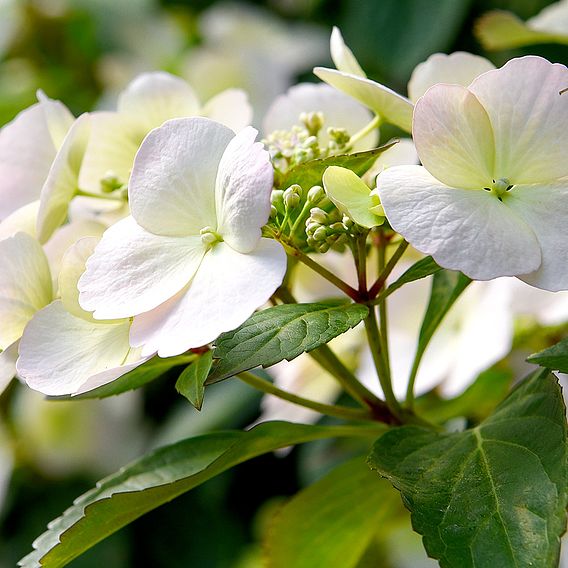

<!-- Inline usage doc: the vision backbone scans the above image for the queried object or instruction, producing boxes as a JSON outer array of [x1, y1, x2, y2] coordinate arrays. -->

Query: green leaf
[[19, 422, 381, 568], [51, 355, 195, 400], [175, 351, 213, 410], [368, 369, 568, 568], [528, 336, 568, 373], [207, 301, 369, 384], [475, 10, 568, 51], [265, 457, 398, 568], [377, 256, 441, 302], [275, 144, 395, 190]]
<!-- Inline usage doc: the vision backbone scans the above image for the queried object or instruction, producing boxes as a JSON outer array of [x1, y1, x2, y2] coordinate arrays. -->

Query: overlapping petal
[[0, 233, 52, 349], [469, 56, 568, 183], [377, 165, 541, 280], [0, 342, 18, 394], [215, 127, 273, 253], [129, 117, 233, 236], [330, 27, 366, 77], [202, 88, 253, 132], [78, 216, 206, 319], [0, 201, 40, 240], [413, 83, 494, 189], [130, 239, 287, 357]]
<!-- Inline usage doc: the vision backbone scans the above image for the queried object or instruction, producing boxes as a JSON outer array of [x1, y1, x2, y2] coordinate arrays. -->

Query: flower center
[[483, 178, 513, 202], [200, 227, 223, 247]]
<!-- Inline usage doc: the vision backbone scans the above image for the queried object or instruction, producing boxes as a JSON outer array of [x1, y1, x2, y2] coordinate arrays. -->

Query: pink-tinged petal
[[408, 52, 495, 102], [215, 126, 273, 253], [78, 111, 142, 193], [16, 301, 146, 396], [263, 82, 377, 151], [202, 88, 253, 131], [78, 216, 206, 319], [505, 182, 568, 291], [469, 56, 568, 183], [118, 72, 201, 132], [413, 83, 494, 189], [0, 104, 56, 218], [130, 239, 287, 357], [377, 165, 541, 280], [129, 117, 233, 236], [36, 114, 91, 244], [313, 67, 413, 132], [0, 341, 18, 394], [0, 233, 52, 349]]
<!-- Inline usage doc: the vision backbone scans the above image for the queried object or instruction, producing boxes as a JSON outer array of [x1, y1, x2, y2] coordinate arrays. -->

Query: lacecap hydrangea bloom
[[79, 117, 287, 357], [377, 56, 568, 291]]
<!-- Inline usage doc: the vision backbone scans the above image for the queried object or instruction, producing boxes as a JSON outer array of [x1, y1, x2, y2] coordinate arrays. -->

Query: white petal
[[262, 83, 378, 151], [0, 341, 18, 395], [330, 27, 366, 77], [313, 67, 413, 132], [202, 88, 253, 132], [118, 71, 201, 132], [407, 51, 495, 102], [131, 239, 287, 357], [36, 90, 75, 150], [469, 56, 568, 184], [79, 217, 207, 319], [413, 83, 494, 189], [0, 233, 52, 349], [36, 114, 91, 244], [78, 111, 141, 193], [528, 1, 568, 35], [0, 201, 40, 240], [377, 165, 541, 280], [0, 104, 56, 218], [215, 127, 273, 253], [363, 138, 419, 185], [505, 182, 568, 291], [17, 301, 145, 396], [129, 117, 233, 236]]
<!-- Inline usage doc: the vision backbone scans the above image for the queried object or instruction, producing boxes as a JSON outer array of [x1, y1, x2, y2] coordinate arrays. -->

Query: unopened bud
[[313, 226, 328, 242], [270, 205, 278, 218], [309, 207, 328, 224], [307, 185, 324, 203], [271, 189, 284, 206], [300, 111, 325, 136], [342, 215, 354, 229], [283, 185, 301, 209]]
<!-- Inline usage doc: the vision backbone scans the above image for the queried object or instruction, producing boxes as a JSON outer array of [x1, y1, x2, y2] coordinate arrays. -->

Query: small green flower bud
[[329, 222, 345, 232], [283, 185, 301, 209], [270, 205, 278, 218], [310, 207, 328, 224], [305, 221, 321, 235], [317, 242, 330, 253], [342, 215, 355, 229], [313, 226, 328, 242], [307, 185, 324, 204], [300, 111, 325, 136], [271, 189, 284, 206]]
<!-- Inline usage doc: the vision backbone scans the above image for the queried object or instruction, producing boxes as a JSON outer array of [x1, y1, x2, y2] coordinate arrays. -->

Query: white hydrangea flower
[[314, 27, 494, 132], [17, 237, 149, 396], [79, 117, 287, 357], [378, 56, 568, 291]]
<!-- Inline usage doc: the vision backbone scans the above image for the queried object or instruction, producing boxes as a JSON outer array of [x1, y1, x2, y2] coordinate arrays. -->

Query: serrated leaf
[[207, 301, 369, 384], [20, 421, 381, 568], [265, 457, 398, 568], [175, 351, 213, 410], [275, 144, 395, 190], [527, 337, 568, 373], [368, 369, 568, 568], [377, 256, 441, 302], [50, 355, 195, 400]]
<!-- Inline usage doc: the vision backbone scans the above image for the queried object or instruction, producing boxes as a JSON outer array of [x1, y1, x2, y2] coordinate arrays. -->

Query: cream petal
[[129, 117, 233, 236], [36, 114, 91, 244], [36, 90, 75, 150], [0, 201, 40, 240], [330, 27, 366, 77], [469, 56, 568, 184], [262, 82, 377, 151], [377, 165, 541, 280], [202, 88, 253, 132], [505, 182, 568, 291], [215, 127, 273, 253], [313, 67, 413, 132], [78, 111, 142, 193], [130, 239, 287, 357], [0, 104, 56, 218], [0, 233, 52, 349], [118, 71, 201, 132], [0, 341, 18, 394], [413, 83, 494, 189], [407, 51, 495, 102], [78, 216, 207, 319], [16, 301, 144, 396]]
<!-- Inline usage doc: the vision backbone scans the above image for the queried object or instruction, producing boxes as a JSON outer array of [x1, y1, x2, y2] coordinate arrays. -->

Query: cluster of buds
[[305, 207, 351, 253]]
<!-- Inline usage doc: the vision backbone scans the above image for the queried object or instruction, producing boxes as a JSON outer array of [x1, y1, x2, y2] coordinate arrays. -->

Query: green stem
[[348, 115, 381, 148], [289, 200, 313, 236], [76, 189, 125, 202], [280, 242, 359, 301], [377, 238, 391, 377], [405, 352, 424, 410], [368, 239, 408, 299], [238, 371, 374, 422]]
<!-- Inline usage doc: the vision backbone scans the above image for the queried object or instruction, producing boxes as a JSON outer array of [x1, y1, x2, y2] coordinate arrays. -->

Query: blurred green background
[[1, 0, 567, 566]]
